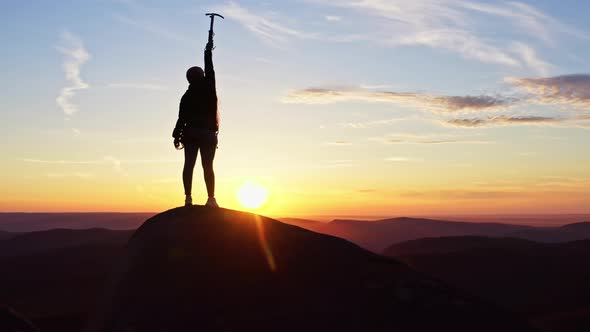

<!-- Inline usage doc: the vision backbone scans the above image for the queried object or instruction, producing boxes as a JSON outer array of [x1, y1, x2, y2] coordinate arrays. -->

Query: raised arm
[[205, 42, 219, 132], [204, 42, 215, 85]]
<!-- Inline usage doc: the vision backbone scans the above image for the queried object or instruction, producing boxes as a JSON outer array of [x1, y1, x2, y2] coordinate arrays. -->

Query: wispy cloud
[[56, 31, 90, 115], [325, 15, 342, 22], [324, 140, 353, 146], [286, 73, 590, 129], [445, 115, 565, 128], [215, 2, 312, 45], [457, 1, 576, 45], [534, 175, 590, 189], [310, 0, 590, 77], [308, 0, 572, 69], [359, 83, 394, 90], [341, 118, 401, 129], [431, 95, 515, 111], [370, 133, 492, 144], [103, 156, 125, 175], [507, 74, 590, 109], [284, 82, 590, 129], [284, 87, 514, 112], [395, 28, 520, 67], [284, 87, 419, 105], [215, 0, 582, 73], [511, 42, 552, 76], [401, 189, 523, 200]]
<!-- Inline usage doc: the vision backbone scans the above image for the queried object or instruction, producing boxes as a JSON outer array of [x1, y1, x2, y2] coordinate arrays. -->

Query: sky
[[1, 0, 590, 217]]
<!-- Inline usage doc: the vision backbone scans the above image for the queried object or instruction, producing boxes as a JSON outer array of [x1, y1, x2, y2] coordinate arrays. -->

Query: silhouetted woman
[[173, 40, 219, 207]]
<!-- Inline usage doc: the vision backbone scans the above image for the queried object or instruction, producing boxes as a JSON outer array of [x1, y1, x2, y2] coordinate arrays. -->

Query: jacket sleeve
[[204, 48, 216, 96], [172, 96, 186, 138]]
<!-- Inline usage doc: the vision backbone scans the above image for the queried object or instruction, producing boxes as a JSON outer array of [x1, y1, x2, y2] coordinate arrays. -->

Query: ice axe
[[205, 13, 224, 46]]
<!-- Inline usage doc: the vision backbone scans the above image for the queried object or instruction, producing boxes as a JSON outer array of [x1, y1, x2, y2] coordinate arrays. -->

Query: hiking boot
[[206, 197, 219, 208]]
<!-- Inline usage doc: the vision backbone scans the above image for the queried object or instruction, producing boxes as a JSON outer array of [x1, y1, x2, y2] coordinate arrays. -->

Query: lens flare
[[237, 182, 269, 210], [254, 214, 276, 272]]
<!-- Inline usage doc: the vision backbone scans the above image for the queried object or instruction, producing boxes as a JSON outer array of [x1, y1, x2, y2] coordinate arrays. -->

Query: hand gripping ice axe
[[205, 13, 224, 48]]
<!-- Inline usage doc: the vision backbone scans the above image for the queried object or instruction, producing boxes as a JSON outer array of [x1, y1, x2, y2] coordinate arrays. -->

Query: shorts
[[181, 127, 218, 147]]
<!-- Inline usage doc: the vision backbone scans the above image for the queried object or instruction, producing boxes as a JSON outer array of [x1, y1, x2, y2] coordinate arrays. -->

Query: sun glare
[[237, 182, 269, 210]]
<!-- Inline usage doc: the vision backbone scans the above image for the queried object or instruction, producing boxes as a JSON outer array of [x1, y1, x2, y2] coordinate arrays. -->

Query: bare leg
[[200, 142, 217, 198], [183, 144, 199, 196]]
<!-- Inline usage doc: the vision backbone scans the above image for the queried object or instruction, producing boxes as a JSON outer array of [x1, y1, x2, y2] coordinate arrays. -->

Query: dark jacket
[[173, 49, 218, 138]]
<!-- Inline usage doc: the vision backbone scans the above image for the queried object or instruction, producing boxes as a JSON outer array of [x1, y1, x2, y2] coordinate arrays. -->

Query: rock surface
[[88, 206, 532, 332], [0, 305, 39, 332]]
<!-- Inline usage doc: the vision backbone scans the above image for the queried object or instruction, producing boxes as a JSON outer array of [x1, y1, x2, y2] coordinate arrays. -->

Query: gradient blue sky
[[2, 0, 590, 216]]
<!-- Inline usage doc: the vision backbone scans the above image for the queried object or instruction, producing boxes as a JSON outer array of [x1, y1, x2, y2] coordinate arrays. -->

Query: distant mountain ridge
[[0, 213, 154, 232], [384, 236, 590, 331], [3, 212, 587, 331], [508, 222, 590, 243], [0, 230, 18, 241], [560, 221, 590, 230], [281, 217, 590, 252], [312, 217, 532, 252], [3, 213, 589, 253], [383, 236, 539, 256], [0, 228, 133, 257], [0, 228, 133, 331]]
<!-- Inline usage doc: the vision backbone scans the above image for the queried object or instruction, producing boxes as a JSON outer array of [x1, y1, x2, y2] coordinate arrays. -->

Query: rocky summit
[[88, 206, 531, 332]]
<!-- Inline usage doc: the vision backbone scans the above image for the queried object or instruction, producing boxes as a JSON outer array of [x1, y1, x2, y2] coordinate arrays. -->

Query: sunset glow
[[1, 1, 590, 218], [237, 182, 269, 210]]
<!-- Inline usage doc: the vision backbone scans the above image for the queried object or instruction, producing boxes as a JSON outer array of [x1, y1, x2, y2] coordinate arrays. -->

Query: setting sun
[[237, 182, 269, 210]]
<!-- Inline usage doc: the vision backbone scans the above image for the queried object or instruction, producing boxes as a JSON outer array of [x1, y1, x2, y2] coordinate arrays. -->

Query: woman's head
[[186, 66, 204, 83]]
